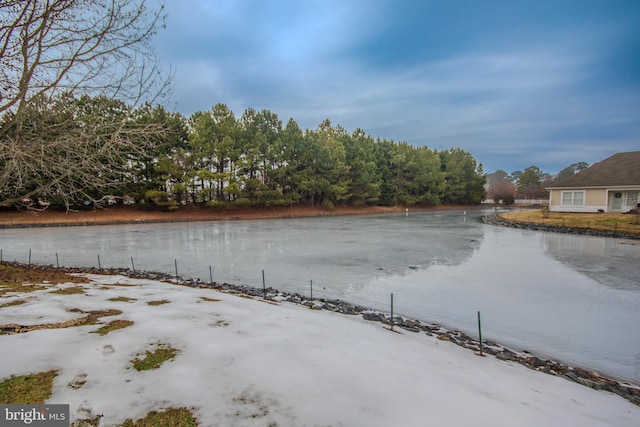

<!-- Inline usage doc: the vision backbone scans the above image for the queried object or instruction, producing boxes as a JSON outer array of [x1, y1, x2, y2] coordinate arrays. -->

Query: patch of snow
[[1, 274, 639, 426]]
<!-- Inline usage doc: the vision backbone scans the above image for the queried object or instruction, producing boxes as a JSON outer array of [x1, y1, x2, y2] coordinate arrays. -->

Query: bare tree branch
[[0, 0, 170, 117], [0, 0, 173, 209]]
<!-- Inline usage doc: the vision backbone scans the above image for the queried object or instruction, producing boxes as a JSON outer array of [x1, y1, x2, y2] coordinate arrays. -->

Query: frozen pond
[[1, 210, 639, 383]]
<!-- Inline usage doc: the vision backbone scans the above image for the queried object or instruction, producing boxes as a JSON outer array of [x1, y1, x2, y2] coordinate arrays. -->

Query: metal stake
[[478, 311, 484, 356], [390, 293, 394, 329]]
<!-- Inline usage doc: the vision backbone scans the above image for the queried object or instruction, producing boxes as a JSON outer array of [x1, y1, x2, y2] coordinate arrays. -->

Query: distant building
[[547, 151, 640, 213]]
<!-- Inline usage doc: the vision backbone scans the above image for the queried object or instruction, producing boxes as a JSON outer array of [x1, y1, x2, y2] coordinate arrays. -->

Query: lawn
[[498, 210, 640, 235]]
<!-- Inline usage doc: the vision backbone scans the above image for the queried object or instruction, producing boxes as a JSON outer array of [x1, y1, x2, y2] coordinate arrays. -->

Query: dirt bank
[[0, 204, 473, 228]]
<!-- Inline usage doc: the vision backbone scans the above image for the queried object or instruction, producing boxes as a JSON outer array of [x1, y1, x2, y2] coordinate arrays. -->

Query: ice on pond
[[1, 210, 639, 382]]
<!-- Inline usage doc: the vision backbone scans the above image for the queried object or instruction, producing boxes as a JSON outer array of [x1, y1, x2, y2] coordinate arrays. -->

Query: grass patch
[[147, 299, 170, 306], [199, 296, 220, 302], [0, 298, 27, 307], [0, 264, 85, 296], [51, 286, 86, 295], [108, 296, 137, 302], [97, 282, 138, 289], [0, 370, 57, 404], [0, 282, 47, 296], [1, 309, 123, 335], [130, 343, 179, 371], [68, 308, 122, 322], [498, 210, 640, 235], [91, 319, 134, 336], [118, 407, 198, 427]]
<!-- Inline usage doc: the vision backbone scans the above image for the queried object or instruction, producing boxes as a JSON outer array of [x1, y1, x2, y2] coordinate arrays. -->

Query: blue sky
[[153, 0, 640, 175]]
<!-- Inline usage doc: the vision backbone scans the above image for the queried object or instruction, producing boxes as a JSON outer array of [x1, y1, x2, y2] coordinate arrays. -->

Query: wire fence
[[0, 246, 392, 312], [3, 245, 640, 398]]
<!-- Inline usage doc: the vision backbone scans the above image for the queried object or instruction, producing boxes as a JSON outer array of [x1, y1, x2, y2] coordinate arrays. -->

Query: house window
[[573, 191, 584, 206], [627, 191, 638, 208], [561, 191, 584, 206]]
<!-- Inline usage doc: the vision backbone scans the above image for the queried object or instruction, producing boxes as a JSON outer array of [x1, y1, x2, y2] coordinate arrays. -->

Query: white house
[[547, 151, 640, 213]]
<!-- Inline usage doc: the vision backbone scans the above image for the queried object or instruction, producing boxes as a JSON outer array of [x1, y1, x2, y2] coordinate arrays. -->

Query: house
[[547, 151, 640, 213]]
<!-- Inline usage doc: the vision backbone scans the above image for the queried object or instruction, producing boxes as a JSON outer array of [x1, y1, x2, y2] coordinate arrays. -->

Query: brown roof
[[548, 151, 640, 188]]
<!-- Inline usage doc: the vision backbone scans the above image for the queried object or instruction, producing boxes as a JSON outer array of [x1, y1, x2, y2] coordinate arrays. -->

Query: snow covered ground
[[1, 274, 639, 427]]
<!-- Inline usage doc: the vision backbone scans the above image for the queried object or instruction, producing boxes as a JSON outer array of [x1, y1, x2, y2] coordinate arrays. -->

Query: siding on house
[[586, 189, 607, 206], [549, 188, 608, 212]]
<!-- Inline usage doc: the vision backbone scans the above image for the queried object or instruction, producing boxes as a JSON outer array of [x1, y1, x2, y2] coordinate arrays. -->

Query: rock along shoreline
[[3, 261, 639, 406], [482, 213, 640, 240]]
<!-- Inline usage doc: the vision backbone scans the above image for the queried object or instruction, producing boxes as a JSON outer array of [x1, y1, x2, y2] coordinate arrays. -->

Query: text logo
[[1, 405, 69, 426]]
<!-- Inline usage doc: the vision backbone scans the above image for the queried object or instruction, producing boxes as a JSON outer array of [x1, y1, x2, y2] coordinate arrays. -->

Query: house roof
[[547, 151, 640, 188]]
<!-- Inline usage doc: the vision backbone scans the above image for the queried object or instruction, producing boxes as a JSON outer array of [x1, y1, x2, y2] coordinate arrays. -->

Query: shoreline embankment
[[2, 260, 638, 405]]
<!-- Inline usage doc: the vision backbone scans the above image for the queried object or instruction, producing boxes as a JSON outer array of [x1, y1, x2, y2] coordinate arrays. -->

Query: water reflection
[[359, 224, 640, 382], [543, 234, 640, 291], [0, 212, 484, 292]]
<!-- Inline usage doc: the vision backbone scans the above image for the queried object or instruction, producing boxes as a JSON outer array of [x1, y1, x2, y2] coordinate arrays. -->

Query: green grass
[[147, 299, 170, 306], [130, 344, 179, 371], [0, 264, 85, 296], [68, 308, 122, 325], [118, 407, 198, 427], [51, 286, 86, 295], [0, 370, 58, 404], [0, 282, 47, 296], [91, 319, 134, 336], [108, 296, 137, 302]]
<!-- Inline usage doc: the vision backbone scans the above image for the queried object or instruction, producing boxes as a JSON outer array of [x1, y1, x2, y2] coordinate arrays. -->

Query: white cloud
[[152, 1, 640, 173]]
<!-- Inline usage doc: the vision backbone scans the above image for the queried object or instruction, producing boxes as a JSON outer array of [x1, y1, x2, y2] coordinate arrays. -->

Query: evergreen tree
[[439, 148, 486, 204]]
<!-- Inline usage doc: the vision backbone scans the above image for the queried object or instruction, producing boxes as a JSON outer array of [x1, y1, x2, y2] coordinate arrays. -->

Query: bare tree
[[0, 0, 172, 209]]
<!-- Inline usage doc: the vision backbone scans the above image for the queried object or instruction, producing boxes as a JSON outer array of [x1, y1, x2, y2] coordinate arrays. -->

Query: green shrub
[[502, 194, 515, 205], [205, 200, 228, 208], [322, 200, 335, 210], [144, 190, 179, 211]]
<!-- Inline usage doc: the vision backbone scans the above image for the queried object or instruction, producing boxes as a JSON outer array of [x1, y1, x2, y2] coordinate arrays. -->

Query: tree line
[[0, 1, 486, 212], [485, 162, 589, 204], [3, 1, 592, 212], [1, 95, 486, 210]]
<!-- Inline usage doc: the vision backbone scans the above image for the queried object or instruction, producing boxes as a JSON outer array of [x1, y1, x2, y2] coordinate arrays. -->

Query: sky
[[2, 272, 639, 426], [152, 0, 640, 175]]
